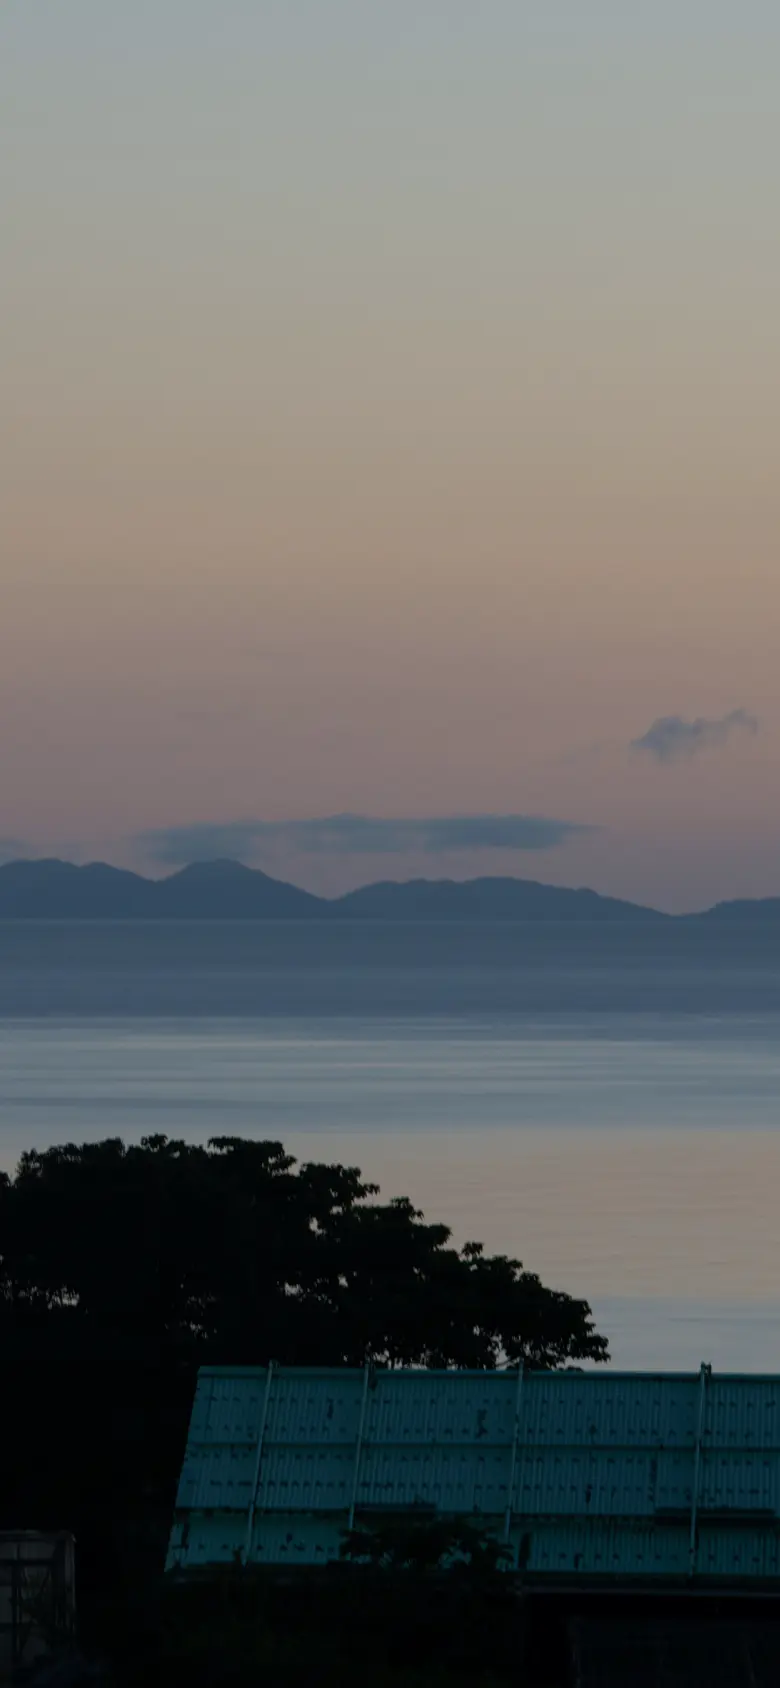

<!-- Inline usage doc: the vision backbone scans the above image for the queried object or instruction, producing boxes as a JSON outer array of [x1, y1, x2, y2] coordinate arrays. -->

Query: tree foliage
[[341, 1516, 513, 1581], [0, 1133, 606, 1635], [1, 1133, 606, 1369]]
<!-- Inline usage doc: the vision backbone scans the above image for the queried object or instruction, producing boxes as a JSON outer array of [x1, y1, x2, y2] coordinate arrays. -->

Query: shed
[[167, 1364, 780, 1587]]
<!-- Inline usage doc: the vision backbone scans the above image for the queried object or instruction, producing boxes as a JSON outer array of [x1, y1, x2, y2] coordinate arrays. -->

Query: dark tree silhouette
[[1, 1134, 606, 1368], [0, 1134, 606, 1630]]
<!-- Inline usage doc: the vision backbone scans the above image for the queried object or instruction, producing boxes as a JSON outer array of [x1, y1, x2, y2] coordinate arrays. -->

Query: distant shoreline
[[0, 912, 769, 924]]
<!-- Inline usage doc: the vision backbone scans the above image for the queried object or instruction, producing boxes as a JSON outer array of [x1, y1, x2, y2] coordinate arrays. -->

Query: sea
[[2, 919, 779, 1372]]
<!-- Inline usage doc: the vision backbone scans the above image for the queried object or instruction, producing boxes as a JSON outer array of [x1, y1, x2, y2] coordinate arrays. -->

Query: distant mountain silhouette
[[693, 896, 780, 921], [144, 859, 324, 918], [2, 857, 777, 920], [0, 857, 665, 920], [0, 859, 154, 919], [331, 876, 664, 922], [0, 858, 322, 920]]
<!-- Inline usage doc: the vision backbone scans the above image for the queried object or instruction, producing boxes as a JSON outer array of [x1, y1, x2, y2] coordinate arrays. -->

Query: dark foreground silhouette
[[0, 1134, 605, 1682]]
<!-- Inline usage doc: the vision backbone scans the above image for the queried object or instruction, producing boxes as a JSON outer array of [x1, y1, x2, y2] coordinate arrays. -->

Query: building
[[167, 1363, 780, 1587]]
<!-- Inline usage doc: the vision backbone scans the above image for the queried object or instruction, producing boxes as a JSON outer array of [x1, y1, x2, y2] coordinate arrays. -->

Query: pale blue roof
[[167, 1365, 780, 1584]]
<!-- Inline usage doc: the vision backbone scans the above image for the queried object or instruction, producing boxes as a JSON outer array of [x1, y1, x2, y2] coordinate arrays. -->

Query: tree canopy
[[0, 1133, 606, 1643], [1, 1133, 606, 1370]]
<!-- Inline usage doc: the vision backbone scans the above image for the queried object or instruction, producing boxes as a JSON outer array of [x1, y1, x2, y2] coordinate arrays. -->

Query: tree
[[1, 1133, 607, 1369], [341, 1516, 512, 1579], [0, 1134, 606, 1631]]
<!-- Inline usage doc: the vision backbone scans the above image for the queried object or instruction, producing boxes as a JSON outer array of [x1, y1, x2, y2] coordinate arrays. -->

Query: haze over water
[[2, 920, 779, 1372]]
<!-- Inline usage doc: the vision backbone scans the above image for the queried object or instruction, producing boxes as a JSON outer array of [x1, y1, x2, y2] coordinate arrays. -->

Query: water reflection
[[1, 1017, 779, 1368]]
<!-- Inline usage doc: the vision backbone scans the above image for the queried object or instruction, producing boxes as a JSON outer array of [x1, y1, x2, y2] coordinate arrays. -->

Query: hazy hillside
[[3, 858, 779, 920], [694, 897, 780, 921], [332, 876, 665, 922], [0, 858, 324, 919]]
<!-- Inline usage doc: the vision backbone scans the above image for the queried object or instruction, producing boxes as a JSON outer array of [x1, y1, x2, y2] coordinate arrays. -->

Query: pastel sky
[[3, 2, 780, 911]]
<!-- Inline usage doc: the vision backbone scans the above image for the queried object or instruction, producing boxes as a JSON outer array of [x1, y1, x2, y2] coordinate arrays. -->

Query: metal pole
[[688, 1362, 710, 1579], [503, 1361, 525, 1546], [348, 1361, 372, 1531], [245, 1360, 276, 1563]]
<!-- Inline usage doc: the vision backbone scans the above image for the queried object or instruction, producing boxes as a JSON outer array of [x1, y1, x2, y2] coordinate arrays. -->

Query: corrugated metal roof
[[167, 1366, 780, 1585]]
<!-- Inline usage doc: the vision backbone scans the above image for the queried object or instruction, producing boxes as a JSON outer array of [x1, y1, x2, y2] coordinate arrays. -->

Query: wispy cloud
[[631, 710, 758, 765], [139, 812, 593, 866]]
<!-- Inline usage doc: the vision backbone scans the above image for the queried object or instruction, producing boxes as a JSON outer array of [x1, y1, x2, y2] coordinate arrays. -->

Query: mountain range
[[0, 857, 775, 920]]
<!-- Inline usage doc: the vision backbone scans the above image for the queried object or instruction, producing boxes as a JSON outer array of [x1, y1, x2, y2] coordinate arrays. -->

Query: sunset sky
[[4, 3, 780, 910]]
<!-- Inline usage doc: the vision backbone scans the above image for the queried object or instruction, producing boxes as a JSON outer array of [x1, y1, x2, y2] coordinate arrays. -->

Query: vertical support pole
[[689, 1362, 709, 1579], [245, 1361, 275, 1563], [503, 1361, 525, 1547], [348, 1361, 372, 1531], [743, 1637, 758, 1688], [11, 1558, 20, 1668]]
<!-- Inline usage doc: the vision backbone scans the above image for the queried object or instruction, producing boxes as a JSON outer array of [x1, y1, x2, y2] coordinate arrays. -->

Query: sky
[[3, 2, 780, 911]]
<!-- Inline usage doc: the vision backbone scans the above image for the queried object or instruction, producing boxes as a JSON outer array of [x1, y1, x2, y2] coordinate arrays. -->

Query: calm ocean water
[[1, 921, 779, 1370]]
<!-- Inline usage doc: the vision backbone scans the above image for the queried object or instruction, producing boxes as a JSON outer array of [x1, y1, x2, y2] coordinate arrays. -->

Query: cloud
[[139, 821, 279, 864], [631, 710, 758, 765], [139, 812, 593, 865]]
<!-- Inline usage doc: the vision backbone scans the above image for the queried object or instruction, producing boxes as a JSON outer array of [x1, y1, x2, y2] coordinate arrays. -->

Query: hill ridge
[[0, 855, 769, 919]]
